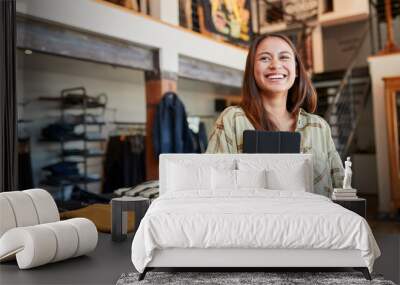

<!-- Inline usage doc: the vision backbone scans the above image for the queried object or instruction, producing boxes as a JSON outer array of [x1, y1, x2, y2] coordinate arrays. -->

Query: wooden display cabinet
[[383, 76, 400, 210]]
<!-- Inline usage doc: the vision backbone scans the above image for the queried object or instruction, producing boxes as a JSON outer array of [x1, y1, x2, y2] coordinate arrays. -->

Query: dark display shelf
[[40, 176, 102, 187], [41, 137, 106, 143], [61, 153, 105, 158], [39, 96, 106, 109], [39, 87, 106, 192]]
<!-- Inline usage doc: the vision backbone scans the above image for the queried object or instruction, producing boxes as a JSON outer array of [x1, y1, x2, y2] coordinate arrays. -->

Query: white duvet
[[131, 190, 380, 273]]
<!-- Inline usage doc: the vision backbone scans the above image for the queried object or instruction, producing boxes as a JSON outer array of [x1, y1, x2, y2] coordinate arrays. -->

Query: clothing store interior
[[1, 0, 400, 284]]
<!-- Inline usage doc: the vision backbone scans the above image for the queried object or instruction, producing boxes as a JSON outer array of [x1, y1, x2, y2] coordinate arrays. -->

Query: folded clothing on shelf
[[85, 132, 105, 140], [114, 180, 159, 199], [42, 162, 101, 187], [41, 123, 80, 141], [43, 161, 79, 176], [63, 93, 107, 108], [63, 114, 105, 125], [62, 148, 104, 157], [70, 187, 111, 204], [42, 123, 105, 142], [41, 175, 100, 187]]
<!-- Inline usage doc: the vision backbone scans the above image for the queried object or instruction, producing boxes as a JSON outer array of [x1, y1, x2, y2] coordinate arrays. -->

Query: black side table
[[111, 196, 150, 241], [332, 198, 366, 218]]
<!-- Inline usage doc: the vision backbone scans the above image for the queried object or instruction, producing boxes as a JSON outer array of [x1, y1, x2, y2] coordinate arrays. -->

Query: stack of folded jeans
[[42, 161, 101, 186], [43, 161, 80, 176], [42, 123, 105, 141], [41, 123, 82, 141], [63, 114, 105, 125], [62, 149, 104, 157], [42, 161, 81, 186]]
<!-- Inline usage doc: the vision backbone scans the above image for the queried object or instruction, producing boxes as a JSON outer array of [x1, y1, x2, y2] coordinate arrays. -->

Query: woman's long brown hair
[[240, 34, 317, 130]]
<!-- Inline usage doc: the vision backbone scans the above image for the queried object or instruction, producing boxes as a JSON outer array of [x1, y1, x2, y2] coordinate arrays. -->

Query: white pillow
[[211, 168, 236, 190], [211, 169, 267, 190], [266, 163, 308, 191], [167, 162, 211, 191], [237, 169, 266, 188]]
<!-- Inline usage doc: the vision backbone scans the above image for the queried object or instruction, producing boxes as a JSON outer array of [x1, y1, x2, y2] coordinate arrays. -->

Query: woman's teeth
[[266, 74, 286, 79]]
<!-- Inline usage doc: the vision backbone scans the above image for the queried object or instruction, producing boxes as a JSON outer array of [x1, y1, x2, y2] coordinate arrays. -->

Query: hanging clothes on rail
[[198, 122, 208, 153], [103, 134, 146, 193], [188, 121, 206, 153], [153, 92, 195, 157], [187, 117, 209, 153]]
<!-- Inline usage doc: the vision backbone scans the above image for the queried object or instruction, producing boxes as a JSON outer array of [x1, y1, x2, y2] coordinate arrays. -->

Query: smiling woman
[[206, 34, 344, 197]]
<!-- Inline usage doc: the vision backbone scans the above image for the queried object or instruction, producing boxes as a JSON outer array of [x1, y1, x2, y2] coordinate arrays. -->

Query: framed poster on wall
[[199, 0, 253, 45]]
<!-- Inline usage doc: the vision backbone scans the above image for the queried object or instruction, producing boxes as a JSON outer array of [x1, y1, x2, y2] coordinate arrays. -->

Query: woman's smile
[[264, 72, 288, 83]]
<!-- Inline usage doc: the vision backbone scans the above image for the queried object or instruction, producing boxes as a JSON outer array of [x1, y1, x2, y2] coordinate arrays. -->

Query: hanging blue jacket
[[153, 92, 194, 158]]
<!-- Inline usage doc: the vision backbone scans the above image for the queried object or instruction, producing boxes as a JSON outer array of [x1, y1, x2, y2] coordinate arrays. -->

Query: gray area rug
[[116, 272, 396, 285]]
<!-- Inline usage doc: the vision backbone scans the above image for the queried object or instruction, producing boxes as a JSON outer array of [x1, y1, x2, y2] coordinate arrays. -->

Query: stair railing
[[324, 25, 371, 158]]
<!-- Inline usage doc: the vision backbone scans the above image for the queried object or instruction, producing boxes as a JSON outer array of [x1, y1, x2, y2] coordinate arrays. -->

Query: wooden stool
[[111, 196, 150, 242]]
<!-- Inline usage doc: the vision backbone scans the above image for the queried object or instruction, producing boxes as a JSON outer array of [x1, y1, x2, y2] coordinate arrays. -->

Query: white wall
[[368, 53, 400, 213], [354, 95, 376, 153], [351, 95, 378, 195], [378, 16, 400, 51], [149, 0, 179, 26], [178, 78, 241, 137], [178, 79, 240, 116], [319, 0, 369, 25], [352, 154, 378, 195], [322, 20, 371, 72]]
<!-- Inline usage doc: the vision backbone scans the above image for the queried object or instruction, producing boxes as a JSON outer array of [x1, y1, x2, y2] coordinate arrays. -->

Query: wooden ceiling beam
[[16, 17, 154, 71]]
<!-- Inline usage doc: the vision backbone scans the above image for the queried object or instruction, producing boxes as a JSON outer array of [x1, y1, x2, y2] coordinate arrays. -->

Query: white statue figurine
[[343, 157, 353, 189]]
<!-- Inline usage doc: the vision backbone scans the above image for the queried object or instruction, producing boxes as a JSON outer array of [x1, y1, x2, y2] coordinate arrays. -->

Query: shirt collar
[[295, 108, 307, 131]]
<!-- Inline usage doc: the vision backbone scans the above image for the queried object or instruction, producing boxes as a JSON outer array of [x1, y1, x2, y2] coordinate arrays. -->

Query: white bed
[[131, 154, 380, 280]]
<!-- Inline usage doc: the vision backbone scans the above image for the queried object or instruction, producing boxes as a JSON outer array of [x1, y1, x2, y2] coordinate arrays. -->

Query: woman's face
[[253, 37, 297, 97]]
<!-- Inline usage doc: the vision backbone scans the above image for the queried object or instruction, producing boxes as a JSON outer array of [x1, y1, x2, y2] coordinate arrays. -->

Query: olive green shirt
[[206, 106, 344, 196]]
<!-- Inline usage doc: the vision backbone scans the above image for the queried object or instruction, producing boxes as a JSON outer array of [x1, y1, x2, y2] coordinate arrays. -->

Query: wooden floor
[[362, 193, 400, 234], [362, 193, 400, 283]]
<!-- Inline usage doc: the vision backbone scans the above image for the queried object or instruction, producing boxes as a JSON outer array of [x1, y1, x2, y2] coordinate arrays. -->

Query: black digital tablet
[[242, 130, 301, 153]]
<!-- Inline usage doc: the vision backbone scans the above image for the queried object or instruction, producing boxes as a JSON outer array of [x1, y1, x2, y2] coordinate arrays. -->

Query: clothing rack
[[111, 121, 146, 125], [187, 114, 216, 119], [109, 121, 146, 136], [103, 121, 147, 193]]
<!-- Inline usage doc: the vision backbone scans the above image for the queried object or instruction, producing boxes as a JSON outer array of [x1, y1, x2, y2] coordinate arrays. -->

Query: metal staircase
[[314, 69, 371, 159], [318, 27, 372, 159]]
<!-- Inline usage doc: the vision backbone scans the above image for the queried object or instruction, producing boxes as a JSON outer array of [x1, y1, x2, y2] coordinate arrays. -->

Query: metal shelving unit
[[39, 87, 107, 193]]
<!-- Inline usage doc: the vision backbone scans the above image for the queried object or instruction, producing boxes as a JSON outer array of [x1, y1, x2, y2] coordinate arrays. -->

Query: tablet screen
[[243, 130, 301, 153]]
